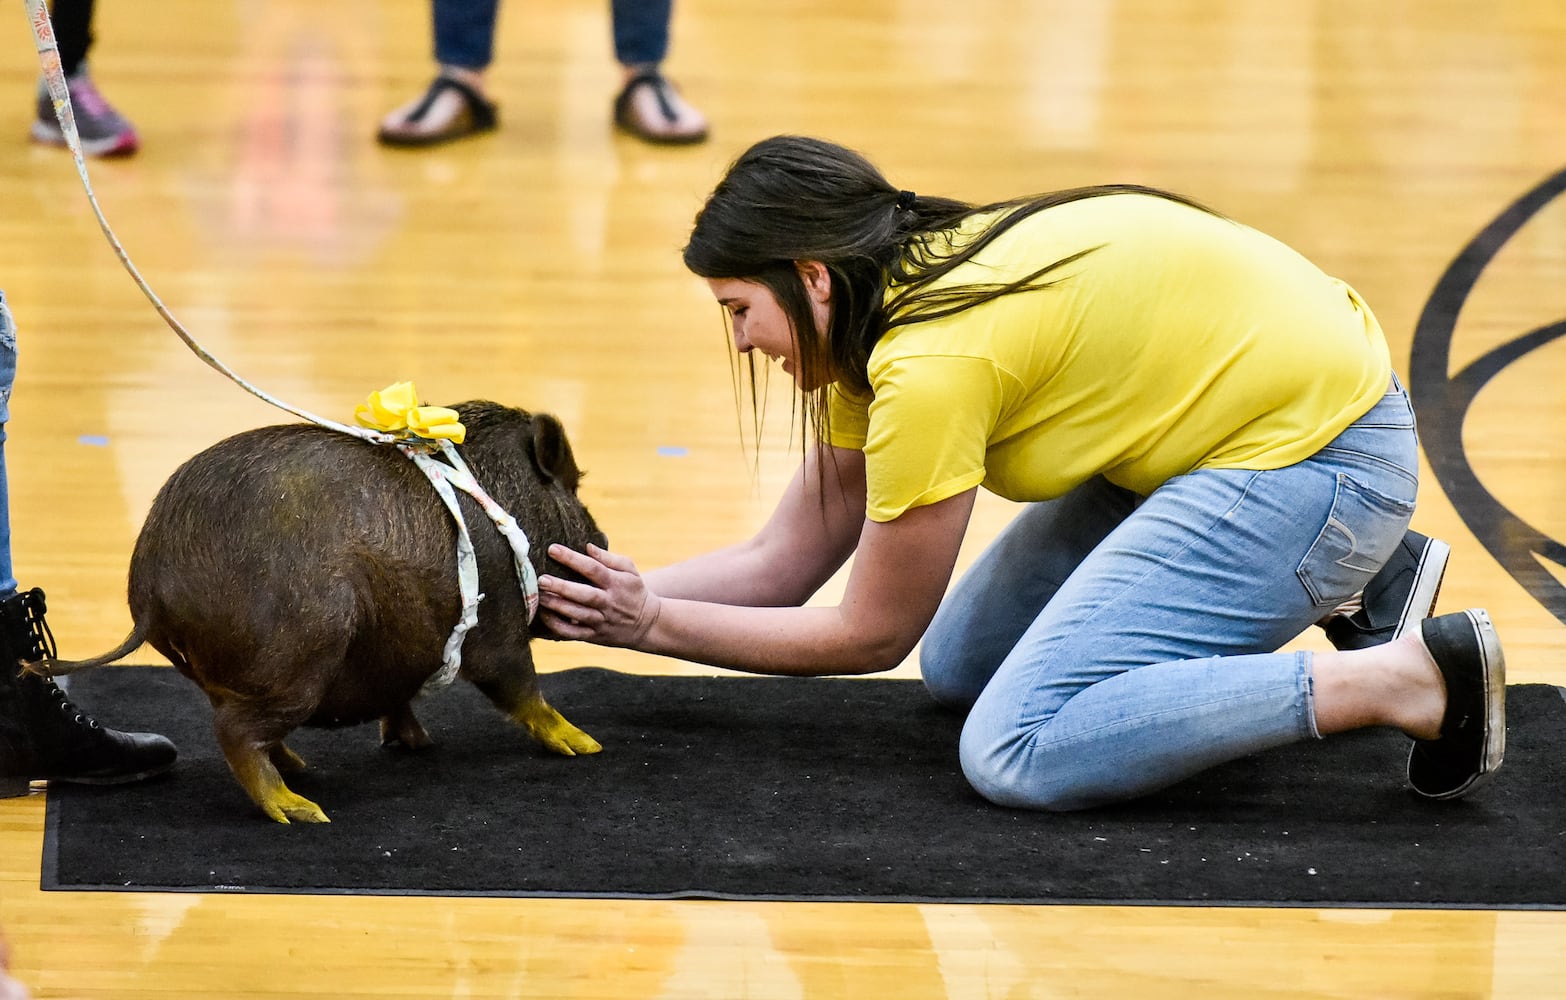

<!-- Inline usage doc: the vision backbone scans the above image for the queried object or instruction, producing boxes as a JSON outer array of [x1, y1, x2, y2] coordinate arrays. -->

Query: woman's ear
[[795, 260, 832, 305]]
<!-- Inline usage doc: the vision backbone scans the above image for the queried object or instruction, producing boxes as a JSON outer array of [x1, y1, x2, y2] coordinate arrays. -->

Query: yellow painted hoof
[[260, 788, 330, 825], [516, 695, 602, 756]]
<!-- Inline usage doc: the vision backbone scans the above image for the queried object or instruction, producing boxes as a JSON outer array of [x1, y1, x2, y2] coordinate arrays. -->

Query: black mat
[[40, 666, 1566, 908]]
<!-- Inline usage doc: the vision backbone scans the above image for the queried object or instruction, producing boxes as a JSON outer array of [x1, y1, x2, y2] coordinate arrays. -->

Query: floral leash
[[24, 3, 537, 692]]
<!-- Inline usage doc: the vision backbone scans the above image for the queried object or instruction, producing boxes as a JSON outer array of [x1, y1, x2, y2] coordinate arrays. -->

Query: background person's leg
[[49, 0, 94, 76], [32, 0, 138, 156], [0, 292, 176, 797], [433, 0, 501, 70], [0, 293, 15, 599], [609, 0, 706, 143], [378, 0, 501, 146]]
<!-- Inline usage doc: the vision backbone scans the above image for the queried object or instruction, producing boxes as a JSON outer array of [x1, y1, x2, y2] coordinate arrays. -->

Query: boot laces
[[47, 681, 99, 730], [17, 588, 58, 663], [14, 591, 93, 729]]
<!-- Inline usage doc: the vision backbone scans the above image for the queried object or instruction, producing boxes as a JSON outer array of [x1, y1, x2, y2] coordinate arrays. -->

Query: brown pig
[[38, 400, 607, 824]]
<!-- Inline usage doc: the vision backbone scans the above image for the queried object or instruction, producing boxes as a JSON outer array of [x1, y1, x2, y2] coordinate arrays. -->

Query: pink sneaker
[[31, 69, 139, 157]]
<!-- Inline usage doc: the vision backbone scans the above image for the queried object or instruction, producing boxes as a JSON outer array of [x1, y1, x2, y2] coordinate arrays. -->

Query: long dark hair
[[683, 135, 1215, 415]]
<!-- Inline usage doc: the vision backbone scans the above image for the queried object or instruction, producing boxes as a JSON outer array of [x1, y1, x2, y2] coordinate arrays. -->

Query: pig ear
[[530, 413, 582, 491]]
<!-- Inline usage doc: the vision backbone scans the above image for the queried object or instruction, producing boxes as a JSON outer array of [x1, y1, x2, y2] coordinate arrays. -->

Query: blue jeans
[[0, 291, 16, 598], [434, 0, 674, 70], [920, 379, 1420, 811]]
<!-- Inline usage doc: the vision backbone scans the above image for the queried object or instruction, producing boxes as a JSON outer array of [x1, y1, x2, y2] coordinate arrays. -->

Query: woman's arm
[[539, 482, 978, 676], [645, 444, 867, 606]]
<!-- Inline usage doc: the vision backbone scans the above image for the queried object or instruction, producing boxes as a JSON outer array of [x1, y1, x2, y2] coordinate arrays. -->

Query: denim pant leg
[[0, 291, 16, 597], [950, 384, 1420, 811], [610, 0, 672, 66], [434, 0, 501, 70], [921, 476, 1141, 710]]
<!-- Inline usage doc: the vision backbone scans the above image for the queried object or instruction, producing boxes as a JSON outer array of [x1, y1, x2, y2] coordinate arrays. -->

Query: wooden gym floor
[[0, 0, 1563, 996]]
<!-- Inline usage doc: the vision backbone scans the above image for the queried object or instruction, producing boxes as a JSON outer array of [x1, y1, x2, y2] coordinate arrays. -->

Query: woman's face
[[707, 262, 834, 391]]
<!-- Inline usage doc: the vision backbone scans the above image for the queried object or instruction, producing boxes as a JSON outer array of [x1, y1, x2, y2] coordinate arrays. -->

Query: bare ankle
[[1393, 631, 1445, 740], [440, 65, 487, 95], [1309, 635, 1444, 738]]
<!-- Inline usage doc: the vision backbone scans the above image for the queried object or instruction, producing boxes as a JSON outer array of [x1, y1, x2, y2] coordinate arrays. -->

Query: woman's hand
[[538, 544, 662, 648]]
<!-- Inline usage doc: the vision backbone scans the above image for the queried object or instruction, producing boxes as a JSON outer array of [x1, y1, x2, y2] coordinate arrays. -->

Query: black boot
[[0, 588, 176, 797]]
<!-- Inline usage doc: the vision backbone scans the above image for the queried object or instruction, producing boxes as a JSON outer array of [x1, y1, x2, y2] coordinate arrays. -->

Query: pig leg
[[379, 702, 434, 749], [211, 700, 330, 824], [269, 743, 308, 772], [515, 695, 602, 755], [475, 671, 601, 756]]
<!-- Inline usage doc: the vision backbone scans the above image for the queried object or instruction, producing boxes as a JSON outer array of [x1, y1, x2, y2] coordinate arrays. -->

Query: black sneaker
[[1323, 530, 1450, 651], [1408, 609, 1505, 800]]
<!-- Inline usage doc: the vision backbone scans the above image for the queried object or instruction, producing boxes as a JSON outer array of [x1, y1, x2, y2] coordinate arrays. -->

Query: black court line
[[1408, 166, 1566, 628]]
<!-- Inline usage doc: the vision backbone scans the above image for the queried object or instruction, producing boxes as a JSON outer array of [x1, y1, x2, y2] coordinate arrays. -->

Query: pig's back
[[127, 424, 462, 689], [140, 424, 450, 558]]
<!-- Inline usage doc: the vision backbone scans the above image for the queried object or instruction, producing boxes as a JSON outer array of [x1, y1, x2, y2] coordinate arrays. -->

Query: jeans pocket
[[1295, 472, 1415, 606]]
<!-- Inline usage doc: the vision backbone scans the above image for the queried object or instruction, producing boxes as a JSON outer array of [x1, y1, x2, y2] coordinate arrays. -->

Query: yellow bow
[[355, 381, 466, 443]]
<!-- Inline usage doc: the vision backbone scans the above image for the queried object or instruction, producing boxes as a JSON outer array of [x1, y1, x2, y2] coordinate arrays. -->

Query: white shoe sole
[[1391, 537, 1451, 639]]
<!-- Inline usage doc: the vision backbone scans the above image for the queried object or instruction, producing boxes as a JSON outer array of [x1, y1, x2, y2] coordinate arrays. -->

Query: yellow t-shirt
[[825, 193, 1392, 522]]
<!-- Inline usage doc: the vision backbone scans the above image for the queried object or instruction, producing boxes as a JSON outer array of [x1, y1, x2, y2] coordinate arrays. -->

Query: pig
[[38, 400, 607, 824]]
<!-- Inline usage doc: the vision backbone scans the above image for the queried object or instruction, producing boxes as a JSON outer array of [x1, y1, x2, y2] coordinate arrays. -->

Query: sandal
[[613, 70, 708, 145], [377, 75, 498, 148]]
